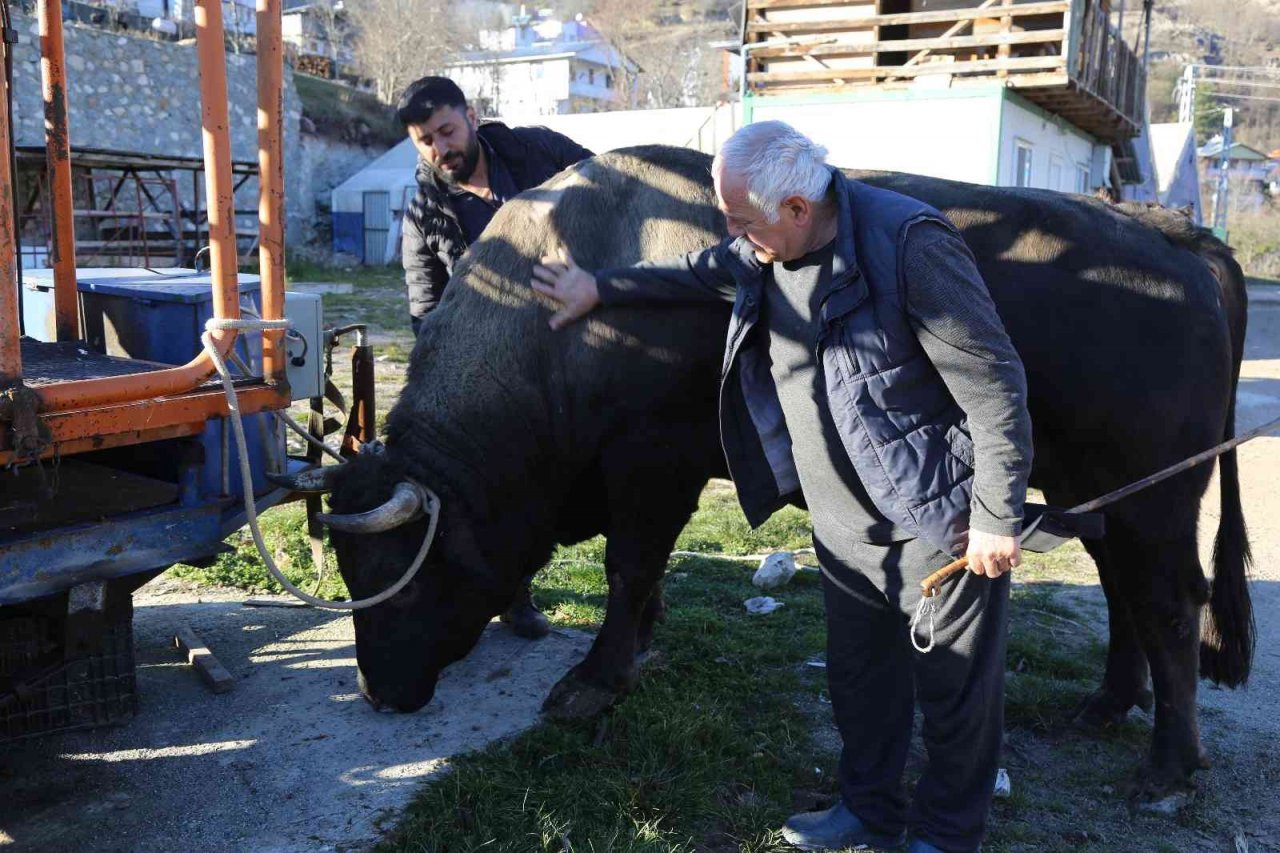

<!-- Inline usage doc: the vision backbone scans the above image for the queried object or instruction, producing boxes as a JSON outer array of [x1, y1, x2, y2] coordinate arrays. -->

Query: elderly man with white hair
[[532, 121, 1032, 853]]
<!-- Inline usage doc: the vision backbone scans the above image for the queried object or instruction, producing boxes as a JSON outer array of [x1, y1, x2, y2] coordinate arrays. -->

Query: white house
[[445, 11, 635, 119], [280, 0, 351, 77], [132, 0, 257, 36]]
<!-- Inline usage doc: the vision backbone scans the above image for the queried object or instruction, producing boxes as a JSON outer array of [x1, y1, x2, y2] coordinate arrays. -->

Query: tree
[[585, 0, 735, 109], [345, 0, 461, 104]]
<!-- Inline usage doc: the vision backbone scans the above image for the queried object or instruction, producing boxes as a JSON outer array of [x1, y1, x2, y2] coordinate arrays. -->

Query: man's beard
[[434, 134, 481, 185]]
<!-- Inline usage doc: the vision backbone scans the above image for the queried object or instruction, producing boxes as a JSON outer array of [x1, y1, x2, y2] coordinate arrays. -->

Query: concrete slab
[[288, 282, 355, 295], [0, 581, 593, 851]]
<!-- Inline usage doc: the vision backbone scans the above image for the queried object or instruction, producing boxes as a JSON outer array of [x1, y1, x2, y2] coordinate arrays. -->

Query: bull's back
[[853, 170, 1233, 514], [414, 147, 729, 444]]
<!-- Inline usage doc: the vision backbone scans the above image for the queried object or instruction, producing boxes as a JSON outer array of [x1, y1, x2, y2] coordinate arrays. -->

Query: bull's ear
[[267, 465, 342, 494]]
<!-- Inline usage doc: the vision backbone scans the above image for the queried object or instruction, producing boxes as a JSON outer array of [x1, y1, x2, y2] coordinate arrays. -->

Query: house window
[[1048, 155, 1064, 191], [588, 68, 595, 86], [1014, 141, 1034, 188], [1076, 163, 1091, 193]]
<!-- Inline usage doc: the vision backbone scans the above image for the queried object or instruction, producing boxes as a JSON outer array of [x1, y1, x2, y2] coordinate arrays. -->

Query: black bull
[[302, 146, 1253, 801]]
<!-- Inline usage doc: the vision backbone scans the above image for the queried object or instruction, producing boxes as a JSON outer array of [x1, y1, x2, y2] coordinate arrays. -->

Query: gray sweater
[[763, 221, 1031, 542]]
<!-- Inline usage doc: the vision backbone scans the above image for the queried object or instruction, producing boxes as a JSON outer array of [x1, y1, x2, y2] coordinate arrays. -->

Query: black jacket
[[401, 121, 593, 332]]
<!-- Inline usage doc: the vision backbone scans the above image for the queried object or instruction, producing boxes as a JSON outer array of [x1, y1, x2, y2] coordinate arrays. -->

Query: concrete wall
[[10, 13, 306, 243], [295, 134, 390, 245], [996, 93, 1098, 193], [748, 88, 1004, 185], [744, 87, 1101, 193]]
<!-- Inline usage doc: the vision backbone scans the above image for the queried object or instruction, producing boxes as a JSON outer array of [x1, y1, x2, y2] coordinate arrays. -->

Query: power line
[[1211, 92, 1280, 105], [1199, 77, 1280, 91], [1187, 63, 1280, 76]]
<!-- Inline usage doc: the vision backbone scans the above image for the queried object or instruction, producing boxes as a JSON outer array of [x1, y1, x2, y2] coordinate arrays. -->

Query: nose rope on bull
[[203, 318, 440, 610]]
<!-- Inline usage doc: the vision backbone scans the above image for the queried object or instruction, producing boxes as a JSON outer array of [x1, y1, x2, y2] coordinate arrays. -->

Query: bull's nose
[[357, 669, 397, 713], [362, 691, 397, 713]]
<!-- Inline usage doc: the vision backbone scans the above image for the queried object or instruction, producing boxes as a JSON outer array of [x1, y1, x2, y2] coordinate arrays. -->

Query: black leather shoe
[[500, 582, 551, 639], [781, 802, 906, 851]]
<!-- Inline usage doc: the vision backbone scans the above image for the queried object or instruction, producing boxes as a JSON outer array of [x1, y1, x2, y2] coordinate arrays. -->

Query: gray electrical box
[[283, 291, 323, 401]]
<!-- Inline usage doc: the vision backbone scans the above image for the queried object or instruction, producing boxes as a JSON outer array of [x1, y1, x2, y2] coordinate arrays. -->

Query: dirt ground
[[995, 286, 1280, 852], [0, 583, 595, 851]]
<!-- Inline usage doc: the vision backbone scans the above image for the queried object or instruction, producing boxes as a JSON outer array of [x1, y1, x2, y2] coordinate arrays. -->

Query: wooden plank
[[747, 2, 1069, 34], [748, 0, 871, 8], [997, 0, 1014, 79], [748, 54, 1066, 84], [752, 28, 1064, 59], [175, 625, 236, 694], [903, 0, 999, 70]]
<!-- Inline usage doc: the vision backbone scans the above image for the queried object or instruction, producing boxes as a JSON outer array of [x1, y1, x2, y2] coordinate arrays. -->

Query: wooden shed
[[741, 0, 1145, 144]]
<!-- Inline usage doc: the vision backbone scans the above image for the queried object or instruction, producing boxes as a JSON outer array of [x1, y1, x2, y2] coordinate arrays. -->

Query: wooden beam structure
[[742, 0, 1144, 143]]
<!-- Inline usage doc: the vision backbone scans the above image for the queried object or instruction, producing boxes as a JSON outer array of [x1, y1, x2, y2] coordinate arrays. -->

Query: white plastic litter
[[753, 552, 798, 589], [994, 768, 1012, 798], [744, 596, 786, 615]]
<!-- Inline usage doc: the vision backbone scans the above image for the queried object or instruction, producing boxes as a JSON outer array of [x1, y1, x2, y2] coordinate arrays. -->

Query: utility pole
[[1210, 108, 1233, 238], [1177, 64, 1197, 124]]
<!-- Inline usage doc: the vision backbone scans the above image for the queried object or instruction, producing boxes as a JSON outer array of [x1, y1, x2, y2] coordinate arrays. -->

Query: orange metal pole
[[256, 0, 285, 383], [38, 0, 80, 341], [0, 33, 19, 384], [194, 0, 240, 332], [28, 0, 242, 413]]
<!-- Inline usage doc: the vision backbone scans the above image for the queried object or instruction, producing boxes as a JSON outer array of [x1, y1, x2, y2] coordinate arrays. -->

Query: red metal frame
[[39, 0, 80, 341], [0, 0, 289, 455]]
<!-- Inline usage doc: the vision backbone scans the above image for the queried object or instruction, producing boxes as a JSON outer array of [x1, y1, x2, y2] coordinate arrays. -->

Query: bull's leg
[[1104, 526, 1207, 802], [543, 430, 708, 720], [636, 582, 667, 655], [1074, 536, 1154, 728], [542, 519, 683, 719]]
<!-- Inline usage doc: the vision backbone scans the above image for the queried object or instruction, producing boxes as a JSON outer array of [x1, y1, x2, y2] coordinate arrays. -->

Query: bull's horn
[[268, 466, 342, 494], [317, 482, 424, 533]]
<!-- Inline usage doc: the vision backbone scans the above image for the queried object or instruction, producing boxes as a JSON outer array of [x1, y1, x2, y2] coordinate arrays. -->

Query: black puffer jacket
[[401, 121, 593, 333]]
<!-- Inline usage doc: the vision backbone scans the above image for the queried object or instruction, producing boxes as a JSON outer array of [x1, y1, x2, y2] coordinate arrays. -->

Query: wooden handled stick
[[920, 556, 970, 598]]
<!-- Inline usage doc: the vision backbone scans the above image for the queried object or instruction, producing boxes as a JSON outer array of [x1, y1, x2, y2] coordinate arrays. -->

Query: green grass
[[170, 502, 350, 601], [383, 550, 831, 852], [174, 478, 1253, 851]]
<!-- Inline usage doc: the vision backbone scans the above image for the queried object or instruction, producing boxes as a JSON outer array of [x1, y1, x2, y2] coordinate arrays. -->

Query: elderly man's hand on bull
[[965, 529, 1021, 578], [531, 252, 600, 330]]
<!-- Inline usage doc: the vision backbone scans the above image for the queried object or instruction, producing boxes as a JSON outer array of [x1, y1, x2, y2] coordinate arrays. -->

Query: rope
[[910, 594, 937, 653], [202, 317, 437, 610]]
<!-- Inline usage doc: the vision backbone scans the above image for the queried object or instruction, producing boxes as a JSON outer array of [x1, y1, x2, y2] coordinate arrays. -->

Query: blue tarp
[[332, 211, 364, 260]]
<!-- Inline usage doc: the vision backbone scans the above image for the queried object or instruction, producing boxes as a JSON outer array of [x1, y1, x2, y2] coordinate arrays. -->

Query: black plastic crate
[[0, 605, 137, 743]]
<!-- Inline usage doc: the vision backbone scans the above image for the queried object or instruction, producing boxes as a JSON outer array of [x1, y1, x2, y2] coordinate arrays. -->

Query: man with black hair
[[397, 76, 593, 335], [396, 76, 591, 641]]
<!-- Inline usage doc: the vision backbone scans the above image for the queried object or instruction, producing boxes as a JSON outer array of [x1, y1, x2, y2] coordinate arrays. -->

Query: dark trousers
[[818, 536, 1009, 853]]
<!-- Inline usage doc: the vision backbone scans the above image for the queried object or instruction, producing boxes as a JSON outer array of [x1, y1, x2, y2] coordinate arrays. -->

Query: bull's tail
[[1198, 244, 1255, 687]]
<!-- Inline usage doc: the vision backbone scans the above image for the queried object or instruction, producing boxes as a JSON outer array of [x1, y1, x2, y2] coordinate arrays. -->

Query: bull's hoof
[[1124, 763, 1197, 815], [542, 674, 620, 720], [1073, 688, 1145, 729], [500, 604, 551, 640], [1136, 790, 1195, 816]]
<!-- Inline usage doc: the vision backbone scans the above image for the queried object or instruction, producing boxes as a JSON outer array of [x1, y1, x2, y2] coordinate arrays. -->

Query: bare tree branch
[[345, 0, 463, 104]]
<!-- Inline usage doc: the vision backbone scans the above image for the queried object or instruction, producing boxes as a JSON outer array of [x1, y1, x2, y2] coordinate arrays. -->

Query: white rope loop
[[910, 594, 937, 654], [202, 317, 437, 610]]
